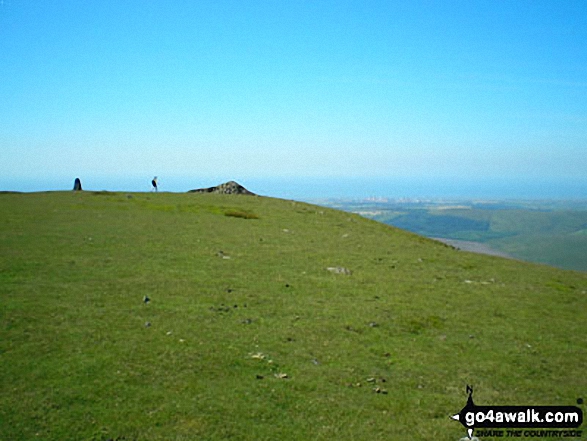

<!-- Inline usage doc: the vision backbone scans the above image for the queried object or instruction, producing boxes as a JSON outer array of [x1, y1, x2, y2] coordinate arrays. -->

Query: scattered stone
[[311, 358, 319, 365], [326, 266, 352, 275], [241, 318, 253, 324], [369, 322, 379, 328], [145, 322, 151, 327], [217, 251, 231, 259], [256, 374, 264, 380], [143, 295, 150, 304], [166, 331, 172, 335], [366, 377, 388, 391], [73, 178, 82, 191], [275, 373, 289, 379]]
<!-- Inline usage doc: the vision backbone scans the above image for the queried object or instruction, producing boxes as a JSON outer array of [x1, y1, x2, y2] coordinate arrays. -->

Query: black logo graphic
[[451, 386, 583, 439]]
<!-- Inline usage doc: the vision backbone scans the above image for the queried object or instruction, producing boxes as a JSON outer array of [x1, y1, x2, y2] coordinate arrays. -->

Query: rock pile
[[188, 181, 255, 196]]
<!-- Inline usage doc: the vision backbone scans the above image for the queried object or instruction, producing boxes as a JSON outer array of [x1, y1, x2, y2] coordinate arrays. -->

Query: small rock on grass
[[326, 266, 352, 275]]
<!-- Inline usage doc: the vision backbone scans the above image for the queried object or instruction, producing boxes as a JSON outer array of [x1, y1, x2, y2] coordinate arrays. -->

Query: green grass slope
[[1, 192, 586, 440], [372, 207, 587, 272]]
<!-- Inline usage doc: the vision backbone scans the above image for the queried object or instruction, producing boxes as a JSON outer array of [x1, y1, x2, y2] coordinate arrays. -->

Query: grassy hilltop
[[1, 191, 586, 440]]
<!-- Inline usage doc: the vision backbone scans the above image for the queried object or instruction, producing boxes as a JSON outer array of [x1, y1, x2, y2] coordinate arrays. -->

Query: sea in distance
[[2, 175, 586, 202]]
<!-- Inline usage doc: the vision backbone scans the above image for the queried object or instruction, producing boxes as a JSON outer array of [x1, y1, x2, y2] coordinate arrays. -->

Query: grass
[[224, 209, 260, 219], [0, 191, 586, 440], [366, 205, 587, 272]]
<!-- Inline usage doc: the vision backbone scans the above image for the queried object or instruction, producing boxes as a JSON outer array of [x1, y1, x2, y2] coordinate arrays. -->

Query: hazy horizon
[[2, 175, 586, 201]]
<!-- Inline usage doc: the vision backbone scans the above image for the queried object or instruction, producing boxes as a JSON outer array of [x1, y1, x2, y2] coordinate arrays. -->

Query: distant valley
[[316, 198, 587, 272]]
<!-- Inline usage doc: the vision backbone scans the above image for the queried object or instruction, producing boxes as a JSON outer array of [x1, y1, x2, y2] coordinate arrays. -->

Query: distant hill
[[387, 208, 587, 272], [0, 191, 585, 440], [320, 199, 587, 272]]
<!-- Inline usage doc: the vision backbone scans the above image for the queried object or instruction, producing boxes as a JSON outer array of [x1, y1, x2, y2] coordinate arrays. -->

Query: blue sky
[[1, 1, 586, 196]]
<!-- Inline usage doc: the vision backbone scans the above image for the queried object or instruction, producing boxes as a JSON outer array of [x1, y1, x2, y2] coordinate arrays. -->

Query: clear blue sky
[[1, 0, 586, 196]]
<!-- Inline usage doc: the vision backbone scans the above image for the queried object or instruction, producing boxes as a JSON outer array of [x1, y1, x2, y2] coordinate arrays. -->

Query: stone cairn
[[188, 181, 255, 195]]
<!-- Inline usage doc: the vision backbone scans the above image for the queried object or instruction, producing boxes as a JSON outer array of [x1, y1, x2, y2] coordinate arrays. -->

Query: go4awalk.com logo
[[451, 386, 584, 439]]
